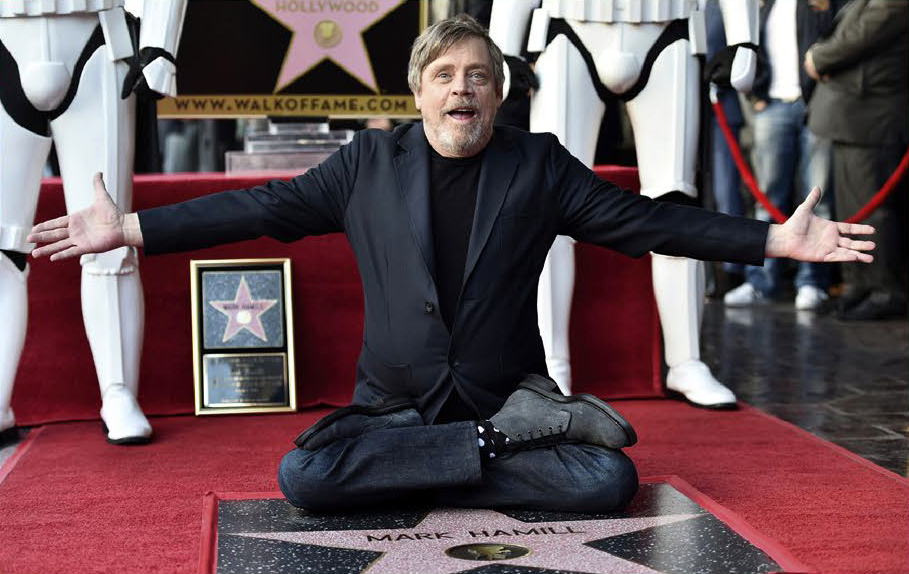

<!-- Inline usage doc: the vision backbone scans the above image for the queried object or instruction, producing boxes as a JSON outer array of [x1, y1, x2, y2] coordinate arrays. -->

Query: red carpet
[[1, 401, 906, 574], [13, 167, 659, 426]]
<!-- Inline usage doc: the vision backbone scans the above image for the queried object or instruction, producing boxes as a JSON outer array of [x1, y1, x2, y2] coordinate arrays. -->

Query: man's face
[[414, 36, 503, 158]]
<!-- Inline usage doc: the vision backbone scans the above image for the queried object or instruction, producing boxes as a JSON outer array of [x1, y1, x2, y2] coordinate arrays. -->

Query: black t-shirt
[[429, 147, 482, 330], [429, 146, 483, 423]]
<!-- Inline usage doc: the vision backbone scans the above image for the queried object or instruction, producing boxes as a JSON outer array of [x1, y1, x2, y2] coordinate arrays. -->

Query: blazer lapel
[[462, 130, 518, 286], [394, 125, 435, 279]]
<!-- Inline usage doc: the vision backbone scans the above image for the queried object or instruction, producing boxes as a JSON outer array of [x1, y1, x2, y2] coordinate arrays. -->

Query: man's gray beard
[[437, 120, 489, 156]]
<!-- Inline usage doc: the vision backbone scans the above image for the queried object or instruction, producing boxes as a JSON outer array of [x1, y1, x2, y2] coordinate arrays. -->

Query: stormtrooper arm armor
[[717, 0, 759, 93], [120, 0, 187, 98], [489, 0, 541, 97]]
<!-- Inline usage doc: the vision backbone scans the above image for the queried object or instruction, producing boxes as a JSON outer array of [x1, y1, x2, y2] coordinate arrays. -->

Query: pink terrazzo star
[[210, 276, 278, 343], [236, 507, 701, 573], [251, 0, 405, 92]]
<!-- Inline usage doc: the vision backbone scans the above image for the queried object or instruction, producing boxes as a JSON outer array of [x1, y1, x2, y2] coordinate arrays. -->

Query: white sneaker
[[795, 285, 829, 311], [666, 360, 737, 409], [100, 384, 152, 444], [0, 407, 15, 434], [723, 282, 765, 307]]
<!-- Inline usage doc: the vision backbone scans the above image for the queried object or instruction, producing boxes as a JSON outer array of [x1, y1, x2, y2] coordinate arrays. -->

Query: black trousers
[[832, 141, 908, 300], [276, 409, 639, 514]]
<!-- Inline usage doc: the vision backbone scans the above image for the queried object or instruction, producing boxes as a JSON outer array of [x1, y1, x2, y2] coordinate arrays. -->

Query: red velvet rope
[[711, 100, 909, 224], [712, 100, 788, 223]]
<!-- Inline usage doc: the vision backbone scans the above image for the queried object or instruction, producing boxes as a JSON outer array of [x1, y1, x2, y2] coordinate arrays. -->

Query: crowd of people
[[717, 0, 907, 321]]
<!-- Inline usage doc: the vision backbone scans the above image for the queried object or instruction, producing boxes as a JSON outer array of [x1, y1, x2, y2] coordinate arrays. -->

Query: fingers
[[837, 221, 875, 235], [824, 248, 874, 264], [28, 227, 70, 245], [799, 186, 821, 211], [29, 214, 70, 236], [31, 238, 74, 260], [93, 171, 116, 205], [838, 236, 875, 252], [93, 171, 107, 199], [50, 245, 87, 261], [34, 240, 87, 261]]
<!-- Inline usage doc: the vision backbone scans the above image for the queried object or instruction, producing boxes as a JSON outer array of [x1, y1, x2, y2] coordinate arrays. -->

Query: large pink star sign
[[210, 276, 278, 343], [251, 0, 406, 92], [237, 507, 701, 574]]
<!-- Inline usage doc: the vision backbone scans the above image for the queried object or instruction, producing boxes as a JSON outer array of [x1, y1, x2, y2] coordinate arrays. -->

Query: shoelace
[[508, 424, 567, 451]]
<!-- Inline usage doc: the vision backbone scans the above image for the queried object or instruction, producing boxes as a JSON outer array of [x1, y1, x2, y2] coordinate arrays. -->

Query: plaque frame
[[190, 258, 297, 415]]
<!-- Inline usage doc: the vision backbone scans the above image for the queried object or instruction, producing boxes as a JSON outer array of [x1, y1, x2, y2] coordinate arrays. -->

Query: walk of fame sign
[[158, 0, 426, 118], [190, 259, 296, 415]]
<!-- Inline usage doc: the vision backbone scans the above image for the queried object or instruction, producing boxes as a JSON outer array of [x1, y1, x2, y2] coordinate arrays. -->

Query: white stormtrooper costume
[[490, 0, 758, 408], [0, 0, 186, 442]]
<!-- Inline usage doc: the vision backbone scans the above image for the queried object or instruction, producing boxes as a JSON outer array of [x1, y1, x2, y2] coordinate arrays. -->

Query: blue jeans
[[746, 99, 833, 296], [277, 409, 639, 513], [712, 119, 745, 274]]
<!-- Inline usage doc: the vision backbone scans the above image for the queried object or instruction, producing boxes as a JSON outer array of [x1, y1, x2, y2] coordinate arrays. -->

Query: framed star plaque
[[190, 259, 297, 415], [158, 0, 427, 118]]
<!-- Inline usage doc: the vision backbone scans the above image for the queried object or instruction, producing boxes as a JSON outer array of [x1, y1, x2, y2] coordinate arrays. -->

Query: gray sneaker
[[490, 374, 637, 450]]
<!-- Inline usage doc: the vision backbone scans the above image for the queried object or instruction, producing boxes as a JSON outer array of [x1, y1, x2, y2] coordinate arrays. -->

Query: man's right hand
[[28, 172, 143, 261]]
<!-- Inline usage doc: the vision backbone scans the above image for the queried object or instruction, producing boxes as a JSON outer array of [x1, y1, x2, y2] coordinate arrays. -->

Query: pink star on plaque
[[235, 507, 700, 573], [210, 276, 278, 343], [251, 0, 405, 92]]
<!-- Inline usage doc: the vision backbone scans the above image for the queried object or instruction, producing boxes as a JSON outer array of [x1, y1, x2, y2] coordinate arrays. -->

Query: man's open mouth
[[447, 108, 477, 120]]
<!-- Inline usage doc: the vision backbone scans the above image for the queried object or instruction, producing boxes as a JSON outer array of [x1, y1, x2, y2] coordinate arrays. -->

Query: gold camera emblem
[[445, 543, 530, 561], [314, 20, 342, 49]]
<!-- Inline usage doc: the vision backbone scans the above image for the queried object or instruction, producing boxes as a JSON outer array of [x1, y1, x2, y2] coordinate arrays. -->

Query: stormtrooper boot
[[665, 360, 736, 410], [537, 235, 575, 395], [82, 247, 152, 443], [100, 383, 152, 444], [0, 252, 28, 438], [652, 254, 737, 409]]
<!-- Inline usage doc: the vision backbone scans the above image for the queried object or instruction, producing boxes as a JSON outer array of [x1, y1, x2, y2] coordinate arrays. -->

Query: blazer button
[[424, 301, 434, 314]]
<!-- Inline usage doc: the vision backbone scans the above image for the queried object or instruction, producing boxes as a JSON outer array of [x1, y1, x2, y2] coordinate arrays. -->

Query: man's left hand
[[766, 187, 875, 263], [804, 50, 828, 82]]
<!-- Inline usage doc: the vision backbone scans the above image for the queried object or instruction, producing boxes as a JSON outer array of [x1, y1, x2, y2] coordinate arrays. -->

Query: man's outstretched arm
[[30, 131, 361, 260], [765, 187, 875, 263], [29, 172, 143, 260]]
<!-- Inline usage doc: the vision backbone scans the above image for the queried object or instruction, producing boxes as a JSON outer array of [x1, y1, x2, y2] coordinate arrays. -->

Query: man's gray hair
[[407, 14, 505, 94]]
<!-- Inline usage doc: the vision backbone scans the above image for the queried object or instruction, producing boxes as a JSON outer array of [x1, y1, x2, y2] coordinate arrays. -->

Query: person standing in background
[[806, 0, 908, 321], [724, 0, 842, 311], [705, 0, 747, 298]]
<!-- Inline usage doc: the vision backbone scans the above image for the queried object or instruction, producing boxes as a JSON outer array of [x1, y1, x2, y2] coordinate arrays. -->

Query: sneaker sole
[[101, 422, 153, 445], [518, 376, 638, 447], [664, 389, 738, 411]]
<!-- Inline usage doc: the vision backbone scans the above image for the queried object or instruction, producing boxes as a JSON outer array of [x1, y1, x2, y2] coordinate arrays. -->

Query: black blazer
[[807, 0, 909, 146], [139, 123, 768, 420]]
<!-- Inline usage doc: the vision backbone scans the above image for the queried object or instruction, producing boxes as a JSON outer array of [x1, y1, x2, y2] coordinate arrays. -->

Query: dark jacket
[[138, 123, 768, 421], [751, 0, 843, 104], [706, 0, 743, 125], [807, 0, 909, 145]]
